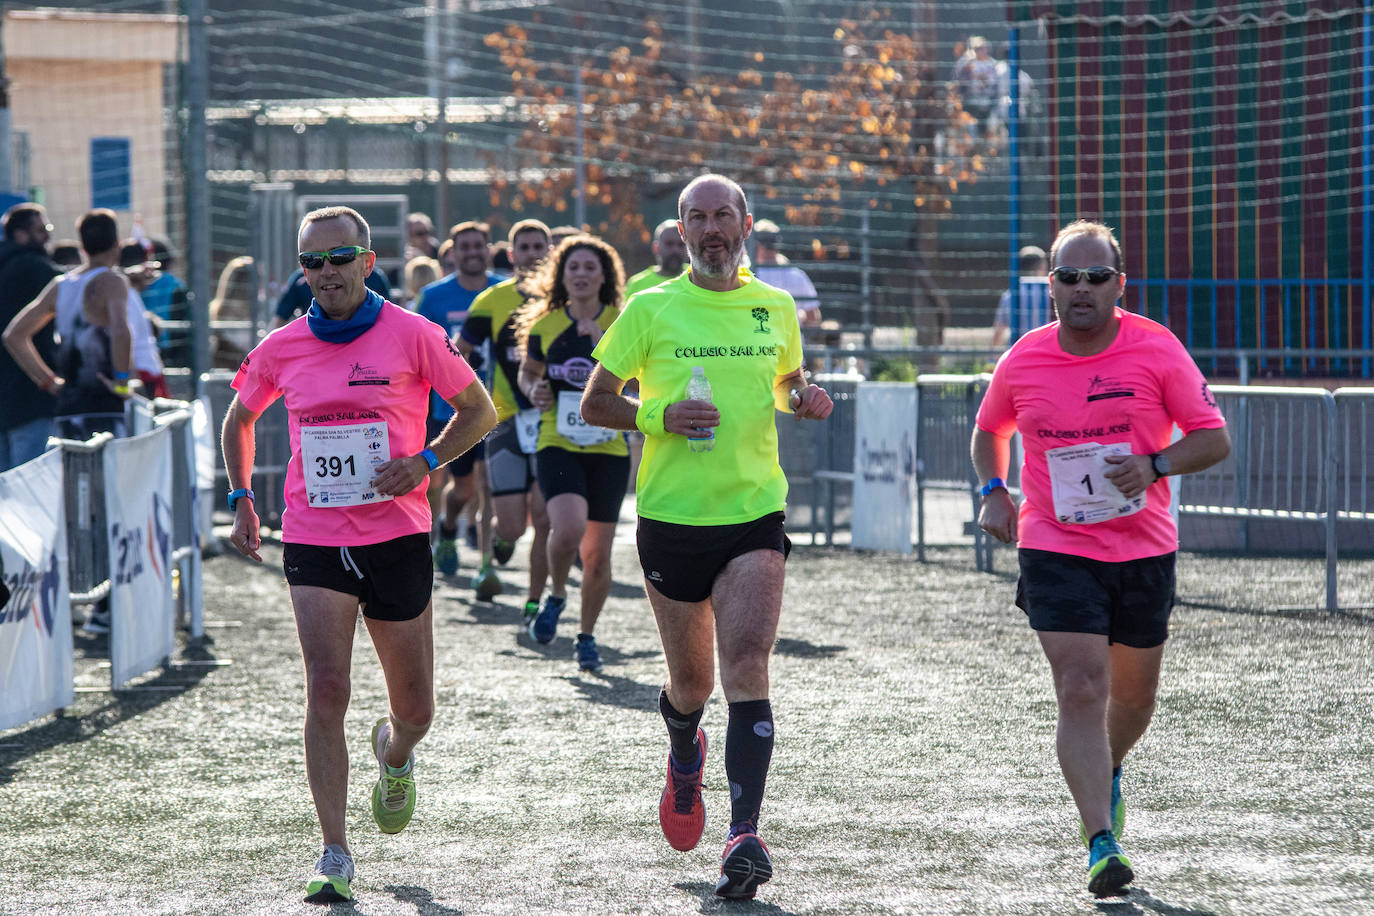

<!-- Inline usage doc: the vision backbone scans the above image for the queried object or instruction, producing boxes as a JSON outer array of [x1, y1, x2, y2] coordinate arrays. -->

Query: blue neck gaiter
[[306, 290, 384, 344]]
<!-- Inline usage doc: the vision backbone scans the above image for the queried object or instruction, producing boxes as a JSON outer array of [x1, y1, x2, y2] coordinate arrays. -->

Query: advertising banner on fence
[[103, 427, 175, 688], [852, 383, 917, 553], [0, 450, 73, 730]]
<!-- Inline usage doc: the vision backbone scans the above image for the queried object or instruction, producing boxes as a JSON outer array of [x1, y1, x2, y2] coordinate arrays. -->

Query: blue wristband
[[420, 448, 440, 471], [113, 370, 131, 381], [227, 487, 254, 510], [980, 478, 1007, 498]]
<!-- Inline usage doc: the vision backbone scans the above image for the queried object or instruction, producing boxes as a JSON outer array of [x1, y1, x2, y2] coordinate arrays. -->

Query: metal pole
[[1007, 23, 1022, 341], [435, 2, 450, 233], [860, 204, 872, 349], [1362, 12, 1372, 378], [186, 0, 211, 392], [574, 63, 586, 230], [1324, 392, 1339, 612]]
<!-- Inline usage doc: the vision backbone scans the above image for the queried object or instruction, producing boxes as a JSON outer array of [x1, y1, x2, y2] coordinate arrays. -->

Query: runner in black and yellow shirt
[[583, 175, 833, 902], [458, 219, 553, 624], [516, 235, 629, 673]]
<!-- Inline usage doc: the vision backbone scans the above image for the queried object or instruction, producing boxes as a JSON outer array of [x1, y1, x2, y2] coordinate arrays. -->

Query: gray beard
[[690, 242, 744, 279]]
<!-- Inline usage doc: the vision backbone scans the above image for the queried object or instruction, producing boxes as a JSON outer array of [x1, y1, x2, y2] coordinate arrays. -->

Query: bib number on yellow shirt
[[555, 390, 616, 447], [1045, 441, 1144, 524]]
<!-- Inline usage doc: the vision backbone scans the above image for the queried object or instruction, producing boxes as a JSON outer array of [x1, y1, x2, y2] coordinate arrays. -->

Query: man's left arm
[[371, 379, 497, 497], [773, 368, 833, 421]]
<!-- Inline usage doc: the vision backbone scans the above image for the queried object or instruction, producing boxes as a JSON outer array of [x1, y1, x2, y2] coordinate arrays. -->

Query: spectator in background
[[405, 212, 439, 261], [4, 207, 133, 443], [954, 35, 1002, 138], [210, 256, 257, 369], [0, 203, 61, 470], [490, 240, 513, 277], [117, 240, 170, 397], [624, 218, 688, 300], [52, 239, 82, 271], [550, 225, 580, 248], [992, 245, 1051, 348], [436, 237, 456, 277], [141, 236, 190, 366], [751, 219, 821, 328], [403, 256, 441, 309]]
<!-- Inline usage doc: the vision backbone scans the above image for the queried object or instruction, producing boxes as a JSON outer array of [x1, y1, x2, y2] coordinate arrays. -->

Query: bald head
[[678, 174, 748, 223]]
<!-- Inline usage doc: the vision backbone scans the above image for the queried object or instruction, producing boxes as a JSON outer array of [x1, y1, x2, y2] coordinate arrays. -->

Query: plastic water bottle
[[686, 365, 714, 452]]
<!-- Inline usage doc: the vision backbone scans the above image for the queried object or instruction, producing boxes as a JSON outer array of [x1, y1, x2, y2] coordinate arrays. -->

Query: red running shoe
[[658, 728, 707, 851], [715, 828, 773, 900]]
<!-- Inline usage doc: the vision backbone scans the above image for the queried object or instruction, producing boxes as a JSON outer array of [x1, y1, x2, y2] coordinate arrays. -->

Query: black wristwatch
[[1149, 452, 1171, 481]]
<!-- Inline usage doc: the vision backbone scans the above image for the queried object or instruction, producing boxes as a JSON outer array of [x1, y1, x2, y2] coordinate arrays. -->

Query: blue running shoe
[[433, 536, 459, 576], [1087, 830, 1133, 898], [529, 594, 565, 644], [575, 633, 602, 672], [1079, 766, 1126, 847]]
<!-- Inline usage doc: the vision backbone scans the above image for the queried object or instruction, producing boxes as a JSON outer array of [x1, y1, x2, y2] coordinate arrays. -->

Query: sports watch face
[[1151, 453, 1171, 478]]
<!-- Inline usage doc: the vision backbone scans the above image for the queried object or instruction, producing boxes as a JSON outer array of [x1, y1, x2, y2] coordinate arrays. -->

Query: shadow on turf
[[383, 884, 465, 914], [773, 636, 845, 659], [674, 880, 794, 913], [1092, 887, 1218, 915], [0, 639, 220, 788]]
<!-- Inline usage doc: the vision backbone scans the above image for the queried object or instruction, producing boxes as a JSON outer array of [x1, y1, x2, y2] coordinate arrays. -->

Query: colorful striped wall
[[1017, 2, 1371, 372]]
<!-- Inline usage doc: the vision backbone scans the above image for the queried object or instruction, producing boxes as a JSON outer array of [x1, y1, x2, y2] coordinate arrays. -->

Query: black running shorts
[[1015, 548, 1175, 648], [283, 532, 433, 621], [636, 512, 791, 603], [425, 414, 485, 478], [534, 447, 629, 523], [486, 419, 536, 497]]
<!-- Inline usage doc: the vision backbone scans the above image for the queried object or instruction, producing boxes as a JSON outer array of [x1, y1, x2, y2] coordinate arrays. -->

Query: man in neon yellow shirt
[[623, 218, 688, 300], [583, 174, 833, 902]]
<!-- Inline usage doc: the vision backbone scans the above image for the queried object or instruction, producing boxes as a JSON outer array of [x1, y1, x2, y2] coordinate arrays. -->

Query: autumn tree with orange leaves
[[482, 7, 988, 279]]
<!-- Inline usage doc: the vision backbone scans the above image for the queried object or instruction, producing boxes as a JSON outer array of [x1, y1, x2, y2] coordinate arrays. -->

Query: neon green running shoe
[[433, 536, 459, 576], [370, 717, 416, 834], [522, 600, 540, 624], [472, 564, 502, 601], [304, 844, 354, 904], [1079, 766, 1126, 847], [1087, 830, 1134, 898]]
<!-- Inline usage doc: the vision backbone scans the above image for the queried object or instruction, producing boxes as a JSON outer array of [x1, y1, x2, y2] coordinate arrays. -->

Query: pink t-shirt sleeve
[[975, 350, 1018, 436], [231, 342, 282, 414], [1156, 337, 1226, 433]]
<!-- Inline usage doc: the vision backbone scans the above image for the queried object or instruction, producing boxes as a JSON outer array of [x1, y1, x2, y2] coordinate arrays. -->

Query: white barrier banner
[[0, 450, 73, 729], [852, 383, 917, 553], [104, 427, 175, 688], [193, 397, 216, 547]]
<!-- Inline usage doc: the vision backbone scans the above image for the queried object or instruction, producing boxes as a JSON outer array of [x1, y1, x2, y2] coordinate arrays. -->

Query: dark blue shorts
[[636, 512, 791, 603], [283, 532, 433, 621], [1015, 548, 1175, 648]]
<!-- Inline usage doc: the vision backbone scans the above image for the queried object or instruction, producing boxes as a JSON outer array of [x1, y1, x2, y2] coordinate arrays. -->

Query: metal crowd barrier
[[59, 433, 113, 609], [54, 399, 206, 634], [806, 374, 860, 545], [198, 369, 290, 528]]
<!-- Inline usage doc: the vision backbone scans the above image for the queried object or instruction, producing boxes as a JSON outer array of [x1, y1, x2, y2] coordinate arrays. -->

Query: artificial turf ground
[[2, 534, 1371, 915]]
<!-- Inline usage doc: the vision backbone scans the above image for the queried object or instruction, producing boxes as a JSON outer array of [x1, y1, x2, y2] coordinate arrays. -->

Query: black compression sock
[[725, 698, 774, 830], [659, 689, 704, 769]]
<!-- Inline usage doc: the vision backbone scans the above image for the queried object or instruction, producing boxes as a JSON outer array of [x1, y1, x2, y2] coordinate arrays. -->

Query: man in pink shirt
[[221, 206, 496, 905], [971, 220, 1229, 898]]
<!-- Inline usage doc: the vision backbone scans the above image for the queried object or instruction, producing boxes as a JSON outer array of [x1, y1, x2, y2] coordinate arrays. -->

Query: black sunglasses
[[1050, 266, 1120, 285], [298, 245, 368, 269]]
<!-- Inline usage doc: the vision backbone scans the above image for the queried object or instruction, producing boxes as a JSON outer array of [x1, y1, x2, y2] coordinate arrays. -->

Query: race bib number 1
[[299, 421, 394, 508], [1045, 441, 1145, 524], [555, 390, 616, 447]]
